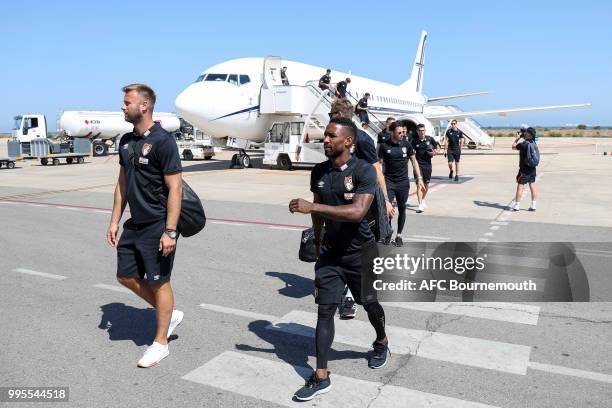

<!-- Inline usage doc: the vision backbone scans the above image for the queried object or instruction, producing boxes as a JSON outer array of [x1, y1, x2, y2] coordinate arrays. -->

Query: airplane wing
[[425, 103, 591, 121], [427, 92, 490, 102]]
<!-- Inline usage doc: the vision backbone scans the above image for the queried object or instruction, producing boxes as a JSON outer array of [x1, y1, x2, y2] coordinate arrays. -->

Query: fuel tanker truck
[[12, 111, 181, 157]]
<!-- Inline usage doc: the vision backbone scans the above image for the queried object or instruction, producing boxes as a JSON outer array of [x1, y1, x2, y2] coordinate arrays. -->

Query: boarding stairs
[[442, 105, 494, 148]]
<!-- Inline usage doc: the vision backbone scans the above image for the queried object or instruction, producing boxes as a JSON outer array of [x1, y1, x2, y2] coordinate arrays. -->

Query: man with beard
[[379, 122, 424, 246], [412, 123, 440, 213], [289, 117, 390, 401], [107, 84, 184, 368]]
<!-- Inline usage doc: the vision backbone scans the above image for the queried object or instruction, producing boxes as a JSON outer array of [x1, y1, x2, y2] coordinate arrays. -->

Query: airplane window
[[239, 75, 250, 85], [228, 74, 239, 86], [204, 74, 228, 82], [195, 74, 207, 83]]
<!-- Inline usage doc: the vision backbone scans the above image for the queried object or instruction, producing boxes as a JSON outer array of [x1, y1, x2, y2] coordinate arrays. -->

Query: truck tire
[[77, 157, 85, 164], [7, 161, 15, 169], [66, 157, 73, 164], [204, 155, 213, 160], [240, 154, 251, 168], [467, 141, 477, 150], [93, 142, 108, 157], [183, 150, 194, 161], [41, 158, 48, 166], [277, 154, 292, 170], [52, 158, 60, 166]]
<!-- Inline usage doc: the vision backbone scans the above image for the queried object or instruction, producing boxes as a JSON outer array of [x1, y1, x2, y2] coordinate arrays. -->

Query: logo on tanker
[[84, 119, 100, 125]]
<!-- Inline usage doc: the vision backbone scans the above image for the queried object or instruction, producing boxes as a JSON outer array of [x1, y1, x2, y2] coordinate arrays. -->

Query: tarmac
[[0, 137, 611, 407]]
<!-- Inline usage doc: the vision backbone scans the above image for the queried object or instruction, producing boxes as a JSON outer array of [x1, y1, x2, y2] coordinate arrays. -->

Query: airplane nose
[[174, 86, 200, 121]]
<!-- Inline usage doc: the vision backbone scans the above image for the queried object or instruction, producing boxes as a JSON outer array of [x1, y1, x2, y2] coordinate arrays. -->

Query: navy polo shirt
[[310, 156, 377, 252], [412, 136, 439, 166], [377, 129, 391, 145], [445, 128, 464, 150], [379, 138, 414, 185], [118, 123, 182, 224]]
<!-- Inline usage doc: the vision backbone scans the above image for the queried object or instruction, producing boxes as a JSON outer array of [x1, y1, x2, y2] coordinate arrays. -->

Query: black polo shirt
[[377, 129, 391, 145], [336, 80, 347, 97], [118, 123, 183, 225], [379, 138, 414, 185], [445, 128, 464, 150], [310, 156, 376, 252], [354, 129, 378, 164], [412, 136, 439, 166], [517, 140, 537, 173], [319, 74, 331, 87], [356, 97, 368, 112]]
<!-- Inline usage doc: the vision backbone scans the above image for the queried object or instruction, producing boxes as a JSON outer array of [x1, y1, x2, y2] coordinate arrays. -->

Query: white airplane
[[174, 30, 590, 151]]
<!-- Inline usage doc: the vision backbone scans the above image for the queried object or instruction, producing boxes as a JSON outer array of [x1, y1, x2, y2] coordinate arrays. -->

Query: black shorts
[[415, 164, 432, 184], [117, 219, 176, 285], [516, 170, 536, 185], [386, 179, 409, 208], [314, 241, 378, 305], [447, 149, 461, 162], [357, 111, 370, 124]]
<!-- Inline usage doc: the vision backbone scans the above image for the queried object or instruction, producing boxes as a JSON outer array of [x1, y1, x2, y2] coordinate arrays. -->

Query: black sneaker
[[368, 341, 390, 369], [339, 297, 357, 319], [294, 372, 332, 401], [449, 169, 454, 179], [454, 175, 459, 182], [394, 236, 403, 247]]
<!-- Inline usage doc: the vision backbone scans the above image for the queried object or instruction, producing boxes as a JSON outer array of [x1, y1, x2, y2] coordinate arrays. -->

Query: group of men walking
[[107, 80, 540, 403]]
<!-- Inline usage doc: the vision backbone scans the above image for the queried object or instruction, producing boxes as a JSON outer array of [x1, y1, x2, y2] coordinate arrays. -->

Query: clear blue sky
[[1, 0, 610, 132]]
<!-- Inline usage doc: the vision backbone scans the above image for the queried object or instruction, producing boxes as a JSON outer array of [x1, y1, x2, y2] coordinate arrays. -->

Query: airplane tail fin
[[401, 30, 428, 93]]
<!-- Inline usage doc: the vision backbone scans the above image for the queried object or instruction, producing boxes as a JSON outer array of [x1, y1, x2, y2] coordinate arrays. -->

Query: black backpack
[[525, 141, 540, 167], [128, 143, 206, 237]]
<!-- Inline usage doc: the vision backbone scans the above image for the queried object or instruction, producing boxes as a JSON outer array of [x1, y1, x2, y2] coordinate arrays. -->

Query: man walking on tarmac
[[379, 121, 425, 246], [444, 120, 464, 182], [289, 117, 390, 401], [412, 124, 440, 213], [329, 99, 394, 319], [107, 83, 184, 368], [510, 127, 539, 211]]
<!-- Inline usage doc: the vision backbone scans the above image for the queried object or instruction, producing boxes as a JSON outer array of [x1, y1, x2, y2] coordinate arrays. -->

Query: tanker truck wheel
[[240, 154, 251, 168], [7, 161, 15, 169], [277, 154, 292, 170], [77, 157, 85, 164], [183, 150, 194, 161], [66, 157, 73, 164], [93, 142, 108, 157], [52, 158, 60, 166], [41, 158, 48, 166]]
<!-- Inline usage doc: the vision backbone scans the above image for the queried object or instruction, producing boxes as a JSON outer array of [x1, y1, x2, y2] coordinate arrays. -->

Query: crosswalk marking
[[199, 303, 277, 322], [12, 268, 68, 280], [382, 302, 540, 325], [529, 361, 612, 384], [268, 310, 532, 374], [183, 351, 499, 408]]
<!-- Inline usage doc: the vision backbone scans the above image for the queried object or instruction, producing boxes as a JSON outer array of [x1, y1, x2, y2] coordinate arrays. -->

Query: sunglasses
[[328, 112, 339, 118]]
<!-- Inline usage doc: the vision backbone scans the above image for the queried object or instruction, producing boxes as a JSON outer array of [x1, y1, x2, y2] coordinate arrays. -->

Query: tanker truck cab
[[13, 114, 48, 154], [263, 121, 325, 170]]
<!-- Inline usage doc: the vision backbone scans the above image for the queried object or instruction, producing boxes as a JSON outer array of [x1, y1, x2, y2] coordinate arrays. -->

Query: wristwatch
[[164, 229, 178, 239]]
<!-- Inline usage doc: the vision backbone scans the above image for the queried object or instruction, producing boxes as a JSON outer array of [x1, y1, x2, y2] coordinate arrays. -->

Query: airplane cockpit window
[[239, 75, 250, 85], [195, 74, 207, 83], [204, 74, 228, 82], [228, 74, 239, 86]]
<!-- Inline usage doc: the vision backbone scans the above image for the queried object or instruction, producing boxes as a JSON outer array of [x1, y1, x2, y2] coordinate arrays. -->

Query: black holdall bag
[[299, 227, 318, 263], [366, 184, 393, 244], [128, 142, 206, 237]]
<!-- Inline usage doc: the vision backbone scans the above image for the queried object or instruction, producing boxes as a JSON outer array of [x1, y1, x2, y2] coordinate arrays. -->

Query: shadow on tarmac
[[473, 200, 509, 210], [235, 319, 367, 379], [98, 303, 178, 346], [181, 153, 264, 173], [266, 271, 314, 299]]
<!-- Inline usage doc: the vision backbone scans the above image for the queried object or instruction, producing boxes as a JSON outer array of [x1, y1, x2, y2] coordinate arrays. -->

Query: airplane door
[[263, 56, 282, 89]]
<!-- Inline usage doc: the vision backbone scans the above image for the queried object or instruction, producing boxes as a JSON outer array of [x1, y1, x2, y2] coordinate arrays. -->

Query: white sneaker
[[137, 342, 169, 368], [512, 203, 520, 211], [422, 200, 428, 209], [168, 310, 184, 338], [417, 204, 425, 213]]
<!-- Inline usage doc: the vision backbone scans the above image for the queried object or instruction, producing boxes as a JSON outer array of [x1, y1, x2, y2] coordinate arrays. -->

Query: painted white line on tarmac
[[13, 268, 68, 280], [484, 232, 494, 237], [404, 237, 445, 243], [478, 238, 490, 242], [210, 221, 246, 226], [529, 362, 612, 384], [183, 351, 499, 408], [490, 221, 508, 226], [411, 234, 450, 240], [92, 209, 110, 214], [93, 283, 132, 294], [0, 201, 19, 205], [268, 226, 304, 232], [268, 310, 532, 375], [27, 203, 47, 207], [199, 303, 277, 322], [382, 302, 540, 325], [490, 225, 500, 231], [57, 206, 81, 211]]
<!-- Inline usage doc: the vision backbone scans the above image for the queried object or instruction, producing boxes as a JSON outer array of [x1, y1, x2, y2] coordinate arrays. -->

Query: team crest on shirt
[[344, 176, 354, 191], [402, 147, 407, 153], [142, 143, 153, 156]]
